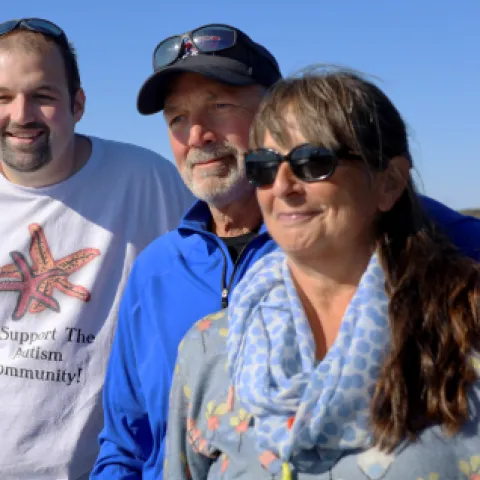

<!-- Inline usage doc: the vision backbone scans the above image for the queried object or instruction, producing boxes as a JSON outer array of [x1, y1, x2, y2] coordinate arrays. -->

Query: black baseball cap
[[137, 24, 282, 115]]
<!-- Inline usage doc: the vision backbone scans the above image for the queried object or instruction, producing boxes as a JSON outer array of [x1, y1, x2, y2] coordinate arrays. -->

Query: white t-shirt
[[0, 135, 194, 479]]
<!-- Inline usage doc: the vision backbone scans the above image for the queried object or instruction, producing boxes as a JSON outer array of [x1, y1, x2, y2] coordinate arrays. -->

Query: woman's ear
[[377, 155, 410, 212]]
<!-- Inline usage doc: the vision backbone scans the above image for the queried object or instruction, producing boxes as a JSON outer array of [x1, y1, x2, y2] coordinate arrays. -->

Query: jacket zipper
[[220, 243, 250, 309]]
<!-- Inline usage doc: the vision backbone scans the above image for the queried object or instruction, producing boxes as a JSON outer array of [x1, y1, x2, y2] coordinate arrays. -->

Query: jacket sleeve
[[163, 343, 212, 479], [421, 196, 480, 261], [90, 267, 151, 479]]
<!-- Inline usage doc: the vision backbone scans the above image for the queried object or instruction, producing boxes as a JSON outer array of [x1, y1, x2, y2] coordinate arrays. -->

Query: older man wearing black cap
[[91, 24, 282, 479]]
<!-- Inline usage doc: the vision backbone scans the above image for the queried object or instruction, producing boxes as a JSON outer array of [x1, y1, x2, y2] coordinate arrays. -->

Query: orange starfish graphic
[[0, 224, 101, 319], [0, 252, 67, 320]]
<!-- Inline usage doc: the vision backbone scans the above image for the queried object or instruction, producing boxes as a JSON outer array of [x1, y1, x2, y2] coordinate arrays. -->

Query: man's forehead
[[164, 89, 222, 109], [0, 30, 54, 55], [168, 73, 231, 94], [0, 40, 61, 69], [0, 46, 68, 92], [164, 74, 251, 111]]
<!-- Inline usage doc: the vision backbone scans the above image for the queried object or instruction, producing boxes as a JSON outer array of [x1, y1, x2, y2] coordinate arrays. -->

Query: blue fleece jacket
[[91, 197, 480, 479]]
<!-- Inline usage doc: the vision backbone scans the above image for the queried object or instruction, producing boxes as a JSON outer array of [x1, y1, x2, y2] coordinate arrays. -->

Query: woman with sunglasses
[[164, 67, 480, 480]]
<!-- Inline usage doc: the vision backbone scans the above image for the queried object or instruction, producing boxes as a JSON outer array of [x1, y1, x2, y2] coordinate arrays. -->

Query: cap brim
[[137, 54, 256, 115]]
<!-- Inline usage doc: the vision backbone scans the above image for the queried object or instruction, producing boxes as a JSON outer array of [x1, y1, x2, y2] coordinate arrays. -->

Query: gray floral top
[[164, 310, 480, 480]]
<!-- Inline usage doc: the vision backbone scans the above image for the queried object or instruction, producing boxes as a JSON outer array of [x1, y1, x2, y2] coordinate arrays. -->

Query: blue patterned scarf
[[227, 250, 390, 474]]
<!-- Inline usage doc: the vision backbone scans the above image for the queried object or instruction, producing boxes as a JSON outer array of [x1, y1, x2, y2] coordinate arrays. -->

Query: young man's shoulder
[[89, 135, 182, 178], [88, 135, 195, 220]]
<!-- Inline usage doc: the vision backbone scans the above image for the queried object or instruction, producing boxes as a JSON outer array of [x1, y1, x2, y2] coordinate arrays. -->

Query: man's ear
[[377, 155, 410, 212], [73, 88, 86, 123]]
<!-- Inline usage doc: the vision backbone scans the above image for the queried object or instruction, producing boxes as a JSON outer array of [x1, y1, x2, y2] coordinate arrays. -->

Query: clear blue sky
[[3, 0, 479, 209]]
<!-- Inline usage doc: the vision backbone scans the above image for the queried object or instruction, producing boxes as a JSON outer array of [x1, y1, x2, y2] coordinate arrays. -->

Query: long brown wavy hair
[[250, 66, 480, 451]]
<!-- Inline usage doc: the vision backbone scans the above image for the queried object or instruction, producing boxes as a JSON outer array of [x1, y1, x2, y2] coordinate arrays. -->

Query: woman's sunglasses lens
[[291, 148, 336, 181], [245, 151, 280, 186]]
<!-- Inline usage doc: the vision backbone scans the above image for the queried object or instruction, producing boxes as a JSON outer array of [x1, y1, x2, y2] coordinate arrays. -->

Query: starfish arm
[[0, 263, 21, 280], [29, 279, 56, 313], [12, 294, 32, 320], [31, 290, 61, 312], [35, 268, 67, 283], [13, 289, 60, 320], [29, 224, 56, 271], [0, 280, 23, 292], [30, 274, 91, 312], [11, 252, 33, 282], [29, 303, 46, 314], [56, 278, 92, 302], [56, 248, 101, 274]]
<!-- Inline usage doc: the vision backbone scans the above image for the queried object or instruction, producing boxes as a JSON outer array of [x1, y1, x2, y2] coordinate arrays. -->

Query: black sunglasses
[[152, 23, 278, 73], [0, 18, 68, 46], [244, 143, 363, 187]]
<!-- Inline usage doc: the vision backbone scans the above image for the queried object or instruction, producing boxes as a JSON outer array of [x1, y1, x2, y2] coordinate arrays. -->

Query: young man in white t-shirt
[[0, 18, 194, 479]]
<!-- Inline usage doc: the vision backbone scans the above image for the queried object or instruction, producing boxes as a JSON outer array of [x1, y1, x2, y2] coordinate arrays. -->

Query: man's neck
[[209, 192, 262, 237], [0, 134, 92, 188]]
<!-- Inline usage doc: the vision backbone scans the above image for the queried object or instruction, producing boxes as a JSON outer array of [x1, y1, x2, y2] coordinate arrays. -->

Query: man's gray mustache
[[186, 146, 239, 166]]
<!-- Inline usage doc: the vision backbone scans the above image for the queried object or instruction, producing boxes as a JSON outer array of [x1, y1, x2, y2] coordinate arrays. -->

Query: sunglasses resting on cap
[[137, 23, 282, 115]]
